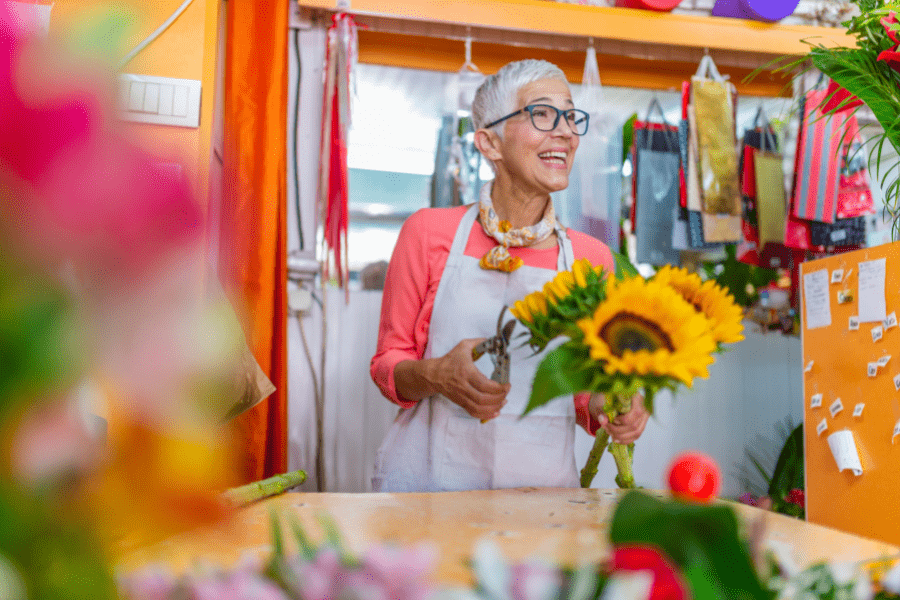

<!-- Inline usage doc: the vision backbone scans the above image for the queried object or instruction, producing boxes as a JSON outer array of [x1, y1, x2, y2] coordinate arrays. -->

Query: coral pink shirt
[[370, 205, 615, 435]]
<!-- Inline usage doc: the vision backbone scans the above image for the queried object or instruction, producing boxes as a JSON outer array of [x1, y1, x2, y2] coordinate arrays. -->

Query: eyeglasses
[[484, 104, 590, 136]]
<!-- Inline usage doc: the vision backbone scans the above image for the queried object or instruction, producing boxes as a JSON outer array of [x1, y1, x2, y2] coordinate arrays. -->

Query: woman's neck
[[489, 172, 552, 229]]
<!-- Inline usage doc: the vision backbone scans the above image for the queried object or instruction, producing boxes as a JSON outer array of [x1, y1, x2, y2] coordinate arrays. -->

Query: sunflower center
[[599, 312, 674, 355]]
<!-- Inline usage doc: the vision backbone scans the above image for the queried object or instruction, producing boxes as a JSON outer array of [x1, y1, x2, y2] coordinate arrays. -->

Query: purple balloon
[[711, 0, 799, 22]]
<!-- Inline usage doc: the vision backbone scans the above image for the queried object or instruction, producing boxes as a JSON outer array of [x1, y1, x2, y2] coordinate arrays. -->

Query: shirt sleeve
[[370, 210, 438, 408]]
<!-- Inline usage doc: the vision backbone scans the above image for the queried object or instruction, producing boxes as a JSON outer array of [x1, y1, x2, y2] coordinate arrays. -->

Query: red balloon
[[667, 452, 721, 502]]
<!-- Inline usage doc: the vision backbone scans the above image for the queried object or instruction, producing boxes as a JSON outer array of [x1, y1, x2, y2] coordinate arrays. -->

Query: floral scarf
[[477, 182, 557, 273]]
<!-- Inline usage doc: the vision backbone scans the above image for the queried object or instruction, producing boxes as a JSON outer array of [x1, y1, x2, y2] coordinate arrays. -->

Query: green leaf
[[767, 424, 804, 499], [610, 491, 773, 600], [611, 251, 639, 280], [524, 344, 595, 416]]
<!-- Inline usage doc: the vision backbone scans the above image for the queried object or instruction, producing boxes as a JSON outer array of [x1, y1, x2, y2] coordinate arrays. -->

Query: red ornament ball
[[667, 452, 721, 502], [610, 544, 689, 600]]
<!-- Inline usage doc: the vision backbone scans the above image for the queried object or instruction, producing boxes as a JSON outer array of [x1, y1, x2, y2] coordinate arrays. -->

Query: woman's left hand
[[589, 393, 649, 445]]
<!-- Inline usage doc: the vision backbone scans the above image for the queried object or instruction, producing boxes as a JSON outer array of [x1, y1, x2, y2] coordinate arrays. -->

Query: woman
[[370, 59, 648, 492]]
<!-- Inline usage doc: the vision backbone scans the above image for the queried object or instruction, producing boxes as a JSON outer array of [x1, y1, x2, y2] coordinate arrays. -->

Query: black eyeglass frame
[[483, 104, 590, 136]]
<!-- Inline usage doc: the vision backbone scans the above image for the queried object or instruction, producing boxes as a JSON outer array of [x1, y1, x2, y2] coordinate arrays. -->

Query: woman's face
[[494, 77, 579, 196]]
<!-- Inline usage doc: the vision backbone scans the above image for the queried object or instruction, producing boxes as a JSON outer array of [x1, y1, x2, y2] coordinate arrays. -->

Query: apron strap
[[556, 224, 574, 271], [449, 203, 481, 257]]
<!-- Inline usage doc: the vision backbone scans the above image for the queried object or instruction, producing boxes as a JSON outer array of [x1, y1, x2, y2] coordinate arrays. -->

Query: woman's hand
[[394, 339, 510, 420], [431, 339, 510, 420], [589, 393, 649, 445]]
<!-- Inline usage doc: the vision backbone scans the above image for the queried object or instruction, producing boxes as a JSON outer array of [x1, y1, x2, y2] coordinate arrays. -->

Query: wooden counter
[[122, 488, 899, 586]]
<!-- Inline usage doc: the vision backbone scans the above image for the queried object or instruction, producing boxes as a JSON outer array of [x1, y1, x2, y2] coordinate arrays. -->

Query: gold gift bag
[[692, 78, 741, 217], [754, 150, 787, 247]]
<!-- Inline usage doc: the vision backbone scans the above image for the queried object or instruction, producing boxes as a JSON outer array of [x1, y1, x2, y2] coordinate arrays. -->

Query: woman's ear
[[474, 129, 503, 162]]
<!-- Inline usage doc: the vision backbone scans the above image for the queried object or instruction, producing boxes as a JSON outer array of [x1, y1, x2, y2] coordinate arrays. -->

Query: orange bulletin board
[[802, 243, 900, 545]]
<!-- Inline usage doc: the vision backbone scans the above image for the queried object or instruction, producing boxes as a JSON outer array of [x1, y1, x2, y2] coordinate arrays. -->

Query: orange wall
[[49, 0, 221, 214]]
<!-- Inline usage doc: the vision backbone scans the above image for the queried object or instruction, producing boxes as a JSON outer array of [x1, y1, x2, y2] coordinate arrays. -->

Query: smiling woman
[[367, 59, 651, 493]]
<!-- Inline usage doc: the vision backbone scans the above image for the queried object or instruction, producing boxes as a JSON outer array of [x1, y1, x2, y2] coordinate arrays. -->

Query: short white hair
[[471, 59, 570, 133]]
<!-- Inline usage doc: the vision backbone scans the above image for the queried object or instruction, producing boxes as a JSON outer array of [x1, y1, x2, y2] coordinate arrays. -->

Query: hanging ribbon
[[319, 12, 358, 296]]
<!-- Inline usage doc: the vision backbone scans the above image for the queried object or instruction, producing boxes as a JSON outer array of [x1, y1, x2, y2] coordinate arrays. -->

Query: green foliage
[[0, 259, 81, 415], [0, 481, 116, 600], [610, 491, 774, 600], [702, 245, 778, 308], [805, 0, 900, 238]]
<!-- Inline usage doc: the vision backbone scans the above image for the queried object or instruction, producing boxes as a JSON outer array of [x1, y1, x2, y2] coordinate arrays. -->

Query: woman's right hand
[[430, 339, 510, 420]]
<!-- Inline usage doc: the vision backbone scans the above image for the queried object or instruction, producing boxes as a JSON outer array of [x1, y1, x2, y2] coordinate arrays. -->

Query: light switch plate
[[118, 74, 201, 128]]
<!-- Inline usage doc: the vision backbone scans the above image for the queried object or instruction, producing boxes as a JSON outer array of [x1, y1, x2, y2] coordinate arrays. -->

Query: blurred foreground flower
[[0, 1, 244, 596]]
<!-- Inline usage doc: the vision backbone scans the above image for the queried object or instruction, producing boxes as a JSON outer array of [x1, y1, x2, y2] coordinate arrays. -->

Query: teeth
[[539, 151, 567, 160]]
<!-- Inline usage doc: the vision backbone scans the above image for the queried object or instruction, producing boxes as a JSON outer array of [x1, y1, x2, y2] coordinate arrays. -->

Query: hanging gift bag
[[631, 107, 680, 234], [634, 98, 681, 266], [754, 147, 787, 248], [683, 58, 740, 245], [692, 56, 742, 217], [791, 89, 845, 223], [567, 46, 623, 250], [836, 115, 875, 219], [809, 216, 867, 247]]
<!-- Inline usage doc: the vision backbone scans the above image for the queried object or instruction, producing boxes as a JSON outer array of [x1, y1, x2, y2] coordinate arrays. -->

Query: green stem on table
[[222, 469, 307, 507], [610, 442, 636, 489], [580, 429, 611, 488]]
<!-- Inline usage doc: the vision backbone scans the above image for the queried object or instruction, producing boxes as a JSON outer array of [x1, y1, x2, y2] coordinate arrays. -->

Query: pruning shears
[[471, 305, 516, 385]]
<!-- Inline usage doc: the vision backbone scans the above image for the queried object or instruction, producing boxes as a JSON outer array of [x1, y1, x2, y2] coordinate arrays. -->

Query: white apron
[[372, 203, 579, 492]]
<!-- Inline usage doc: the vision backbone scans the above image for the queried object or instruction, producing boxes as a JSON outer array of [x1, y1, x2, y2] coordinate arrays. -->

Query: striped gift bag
[[791, 89, 845, 224]]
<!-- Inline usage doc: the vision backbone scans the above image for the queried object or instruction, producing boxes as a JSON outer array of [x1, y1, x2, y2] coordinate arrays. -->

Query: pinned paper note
[[849, 316, 860, 331], [831, 269, 844, 284], [886, 312, 898, 329], [810, 393, 823, 408], [829, 398, 844, 418], [804, 360, 814, 373], [868, 363, 879, 377], [804, 270, 832, 329], [879, 355, 892, 368], [859, 258, 887, 323], [873, 326, 884, 342], [837, 290, 854, 304], [893, 420, 900, 444], [895, 374, 900, 392], [853, 403, 865, 417], [817, 418, 828, 436], [827, 430, 863, 476]]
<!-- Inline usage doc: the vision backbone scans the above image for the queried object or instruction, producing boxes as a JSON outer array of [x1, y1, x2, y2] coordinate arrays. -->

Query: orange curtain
[[220, 0, 289, 483]]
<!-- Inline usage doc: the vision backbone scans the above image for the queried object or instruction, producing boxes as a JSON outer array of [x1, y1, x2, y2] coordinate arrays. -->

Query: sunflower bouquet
[[511, 260, 745, 488]]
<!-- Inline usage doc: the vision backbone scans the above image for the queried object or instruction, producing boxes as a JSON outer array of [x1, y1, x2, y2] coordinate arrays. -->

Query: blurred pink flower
[[0, 3, 201, 282], [117, 567, 177, 600], [508, 562, 562, 600], [12, 396, 99, 484], [738, 492, 758, 507], [287, 544, 436, 600]]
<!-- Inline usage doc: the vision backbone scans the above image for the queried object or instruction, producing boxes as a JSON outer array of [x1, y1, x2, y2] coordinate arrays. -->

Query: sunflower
[[654, 266, 745, 345], [577, 277, 716, 386], [510, 289, 549, 324], [543, 269, 576, 305]]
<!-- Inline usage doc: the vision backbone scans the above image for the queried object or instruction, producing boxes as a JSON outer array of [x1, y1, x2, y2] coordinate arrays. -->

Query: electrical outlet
[[289, 288, 313, 313], [118, 74, 201, 128]]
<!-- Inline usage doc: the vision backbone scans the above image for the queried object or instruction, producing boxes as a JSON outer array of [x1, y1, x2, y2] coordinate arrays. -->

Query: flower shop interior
[[7, 0, 900, 599]]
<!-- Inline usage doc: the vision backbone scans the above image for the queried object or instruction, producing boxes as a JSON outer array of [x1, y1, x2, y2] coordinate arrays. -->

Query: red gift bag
[[836, 115, 875, 219], [791, 89, 845, 224]]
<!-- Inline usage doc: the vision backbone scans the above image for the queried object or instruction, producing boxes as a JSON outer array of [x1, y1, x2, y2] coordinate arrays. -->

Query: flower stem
[[580, 429, 610, 488], [610, 443, 635, 489], [221, 469, 307, 507]]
